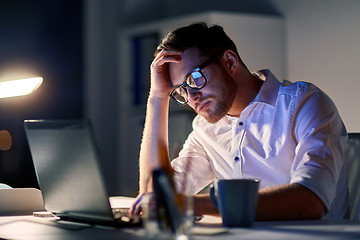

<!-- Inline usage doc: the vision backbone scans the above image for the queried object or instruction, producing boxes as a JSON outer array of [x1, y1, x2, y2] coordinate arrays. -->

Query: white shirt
[[172, 69, 348, 219]]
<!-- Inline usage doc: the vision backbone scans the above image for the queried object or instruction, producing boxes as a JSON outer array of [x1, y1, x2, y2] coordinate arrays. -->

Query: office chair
[[345, 133, 360, 220]]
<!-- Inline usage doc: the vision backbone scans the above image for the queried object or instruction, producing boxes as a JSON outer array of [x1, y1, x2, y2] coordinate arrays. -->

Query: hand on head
[[149, 49, 183, 99]]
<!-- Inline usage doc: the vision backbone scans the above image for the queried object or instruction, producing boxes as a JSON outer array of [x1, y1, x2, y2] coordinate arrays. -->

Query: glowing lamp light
[[0, 77, 43, 99]]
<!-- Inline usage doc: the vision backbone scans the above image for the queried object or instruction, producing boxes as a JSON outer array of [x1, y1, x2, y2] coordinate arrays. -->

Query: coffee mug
[[210, 179, 260, 227]]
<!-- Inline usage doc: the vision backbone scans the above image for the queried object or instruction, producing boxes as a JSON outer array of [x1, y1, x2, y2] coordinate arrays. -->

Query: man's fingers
[[152, 54, 180, 69], [153, 49, 182, 66], [132, 203, 142, 216], [154, 49, 183, 60], [129, 193, 144, 216]]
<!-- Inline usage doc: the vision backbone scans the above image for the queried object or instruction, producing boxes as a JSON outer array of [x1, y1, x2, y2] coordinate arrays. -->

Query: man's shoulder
[[279, 80, 338, 118], [279, 80, 323, 96]]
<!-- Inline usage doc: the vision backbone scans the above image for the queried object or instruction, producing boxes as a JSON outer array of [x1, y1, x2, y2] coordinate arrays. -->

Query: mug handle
[[209, 184, 219, 209]]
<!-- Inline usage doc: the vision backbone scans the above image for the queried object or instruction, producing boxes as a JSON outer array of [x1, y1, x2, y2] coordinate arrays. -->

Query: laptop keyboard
[[112, 207, 130, 217]]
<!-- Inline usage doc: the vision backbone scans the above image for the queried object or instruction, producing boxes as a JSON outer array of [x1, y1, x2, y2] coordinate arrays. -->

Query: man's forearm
[[256, 183, 326, 220], [193, 193, 220, 217], [139, 96, 170, 193], [193, 183, 326, 220]]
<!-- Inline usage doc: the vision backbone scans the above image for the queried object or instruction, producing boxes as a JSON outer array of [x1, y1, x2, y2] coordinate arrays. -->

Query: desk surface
[[1, 215, 360, 240]]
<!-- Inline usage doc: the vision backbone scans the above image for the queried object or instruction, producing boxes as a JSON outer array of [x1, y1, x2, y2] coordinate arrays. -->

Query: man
[[131, 22, 348, 220]]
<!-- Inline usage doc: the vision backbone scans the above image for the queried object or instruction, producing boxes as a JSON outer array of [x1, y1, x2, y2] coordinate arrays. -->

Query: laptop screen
[[24, 119, 114, 221]]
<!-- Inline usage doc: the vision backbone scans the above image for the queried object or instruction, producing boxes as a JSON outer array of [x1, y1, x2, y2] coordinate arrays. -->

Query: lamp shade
[[0, 77, 43, 99]]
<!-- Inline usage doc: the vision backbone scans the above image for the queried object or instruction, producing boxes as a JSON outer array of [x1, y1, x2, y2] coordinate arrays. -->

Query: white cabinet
[[117, 11, 284, 195]]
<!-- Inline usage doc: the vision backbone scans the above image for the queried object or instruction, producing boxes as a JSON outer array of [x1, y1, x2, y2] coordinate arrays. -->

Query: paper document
[[109, 196, 136, 209], [0, 188, 45, 215]]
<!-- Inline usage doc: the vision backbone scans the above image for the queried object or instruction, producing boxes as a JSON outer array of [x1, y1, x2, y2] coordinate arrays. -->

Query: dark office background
[[0, 0, 83, 188], [0, 0, 358, 196]]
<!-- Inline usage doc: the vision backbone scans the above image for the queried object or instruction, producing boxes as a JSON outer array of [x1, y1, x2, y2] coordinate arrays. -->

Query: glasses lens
[[187, 69, 206, 89], [171, 86, 188, 104]]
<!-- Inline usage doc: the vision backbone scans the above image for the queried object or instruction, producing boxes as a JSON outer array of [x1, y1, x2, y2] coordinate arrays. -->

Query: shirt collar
[[252, 69, 281, 107], [224, 69, 281, 124]]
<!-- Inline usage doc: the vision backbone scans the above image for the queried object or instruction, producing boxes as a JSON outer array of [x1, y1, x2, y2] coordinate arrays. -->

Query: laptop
[[24, 119, 140, 227]]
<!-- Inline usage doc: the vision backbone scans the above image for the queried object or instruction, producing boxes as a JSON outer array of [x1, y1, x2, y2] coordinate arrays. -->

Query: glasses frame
[[170, 52, 222, 105]]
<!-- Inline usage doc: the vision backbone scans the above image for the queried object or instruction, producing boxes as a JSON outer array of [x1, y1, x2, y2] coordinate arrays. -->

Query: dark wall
[[120, 0, 281, 25], [0, 0, 83, 188]]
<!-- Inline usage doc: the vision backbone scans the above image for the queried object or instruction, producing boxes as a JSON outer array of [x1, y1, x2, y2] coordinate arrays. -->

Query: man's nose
[[187, 88, 201, 104]]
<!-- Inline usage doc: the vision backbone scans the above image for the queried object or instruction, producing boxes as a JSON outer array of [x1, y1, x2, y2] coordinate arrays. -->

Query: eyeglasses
[[170, 53, 222, 105]]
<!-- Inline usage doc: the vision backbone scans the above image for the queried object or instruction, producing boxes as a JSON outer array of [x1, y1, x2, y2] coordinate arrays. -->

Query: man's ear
[[222, 50, 239, 74]]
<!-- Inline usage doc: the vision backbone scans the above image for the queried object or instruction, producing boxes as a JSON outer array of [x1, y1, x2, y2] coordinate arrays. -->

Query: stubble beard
[[201, 80, 237, 124]]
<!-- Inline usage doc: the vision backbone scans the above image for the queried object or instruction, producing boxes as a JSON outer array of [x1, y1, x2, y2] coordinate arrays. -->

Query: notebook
[[24, 119, 139, 227]]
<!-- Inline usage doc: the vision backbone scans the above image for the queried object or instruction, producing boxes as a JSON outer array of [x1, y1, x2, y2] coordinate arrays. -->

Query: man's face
[[169, 48, 237, 123]]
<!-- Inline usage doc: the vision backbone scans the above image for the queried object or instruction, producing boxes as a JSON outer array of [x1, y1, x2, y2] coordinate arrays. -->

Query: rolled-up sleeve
[[171, 127, 215, 195], [290, 86, 347, 211]]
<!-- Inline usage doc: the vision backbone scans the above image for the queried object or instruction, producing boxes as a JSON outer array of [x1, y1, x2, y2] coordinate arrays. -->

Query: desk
[[1, 215, 360, 240]]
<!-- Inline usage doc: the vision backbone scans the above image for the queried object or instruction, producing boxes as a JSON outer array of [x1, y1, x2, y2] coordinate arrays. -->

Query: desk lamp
[[0, 76, 43, 148], [0, 76, 43, 188], [0, 77, 43, 99]]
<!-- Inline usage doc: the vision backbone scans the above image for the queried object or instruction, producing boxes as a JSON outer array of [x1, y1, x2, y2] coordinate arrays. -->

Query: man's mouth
[[196, 100, 210, 113]]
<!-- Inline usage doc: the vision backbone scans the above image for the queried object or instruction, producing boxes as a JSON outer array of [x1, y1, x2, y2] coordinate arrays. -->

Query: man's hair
[[155, 22, 247, 68]]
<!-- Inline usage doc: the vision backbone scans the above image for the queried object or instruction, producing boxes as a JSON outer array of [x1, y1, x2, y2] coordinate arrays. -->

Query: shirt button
[[234, 156, 240, 161], [239, 122, 244, 126]]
